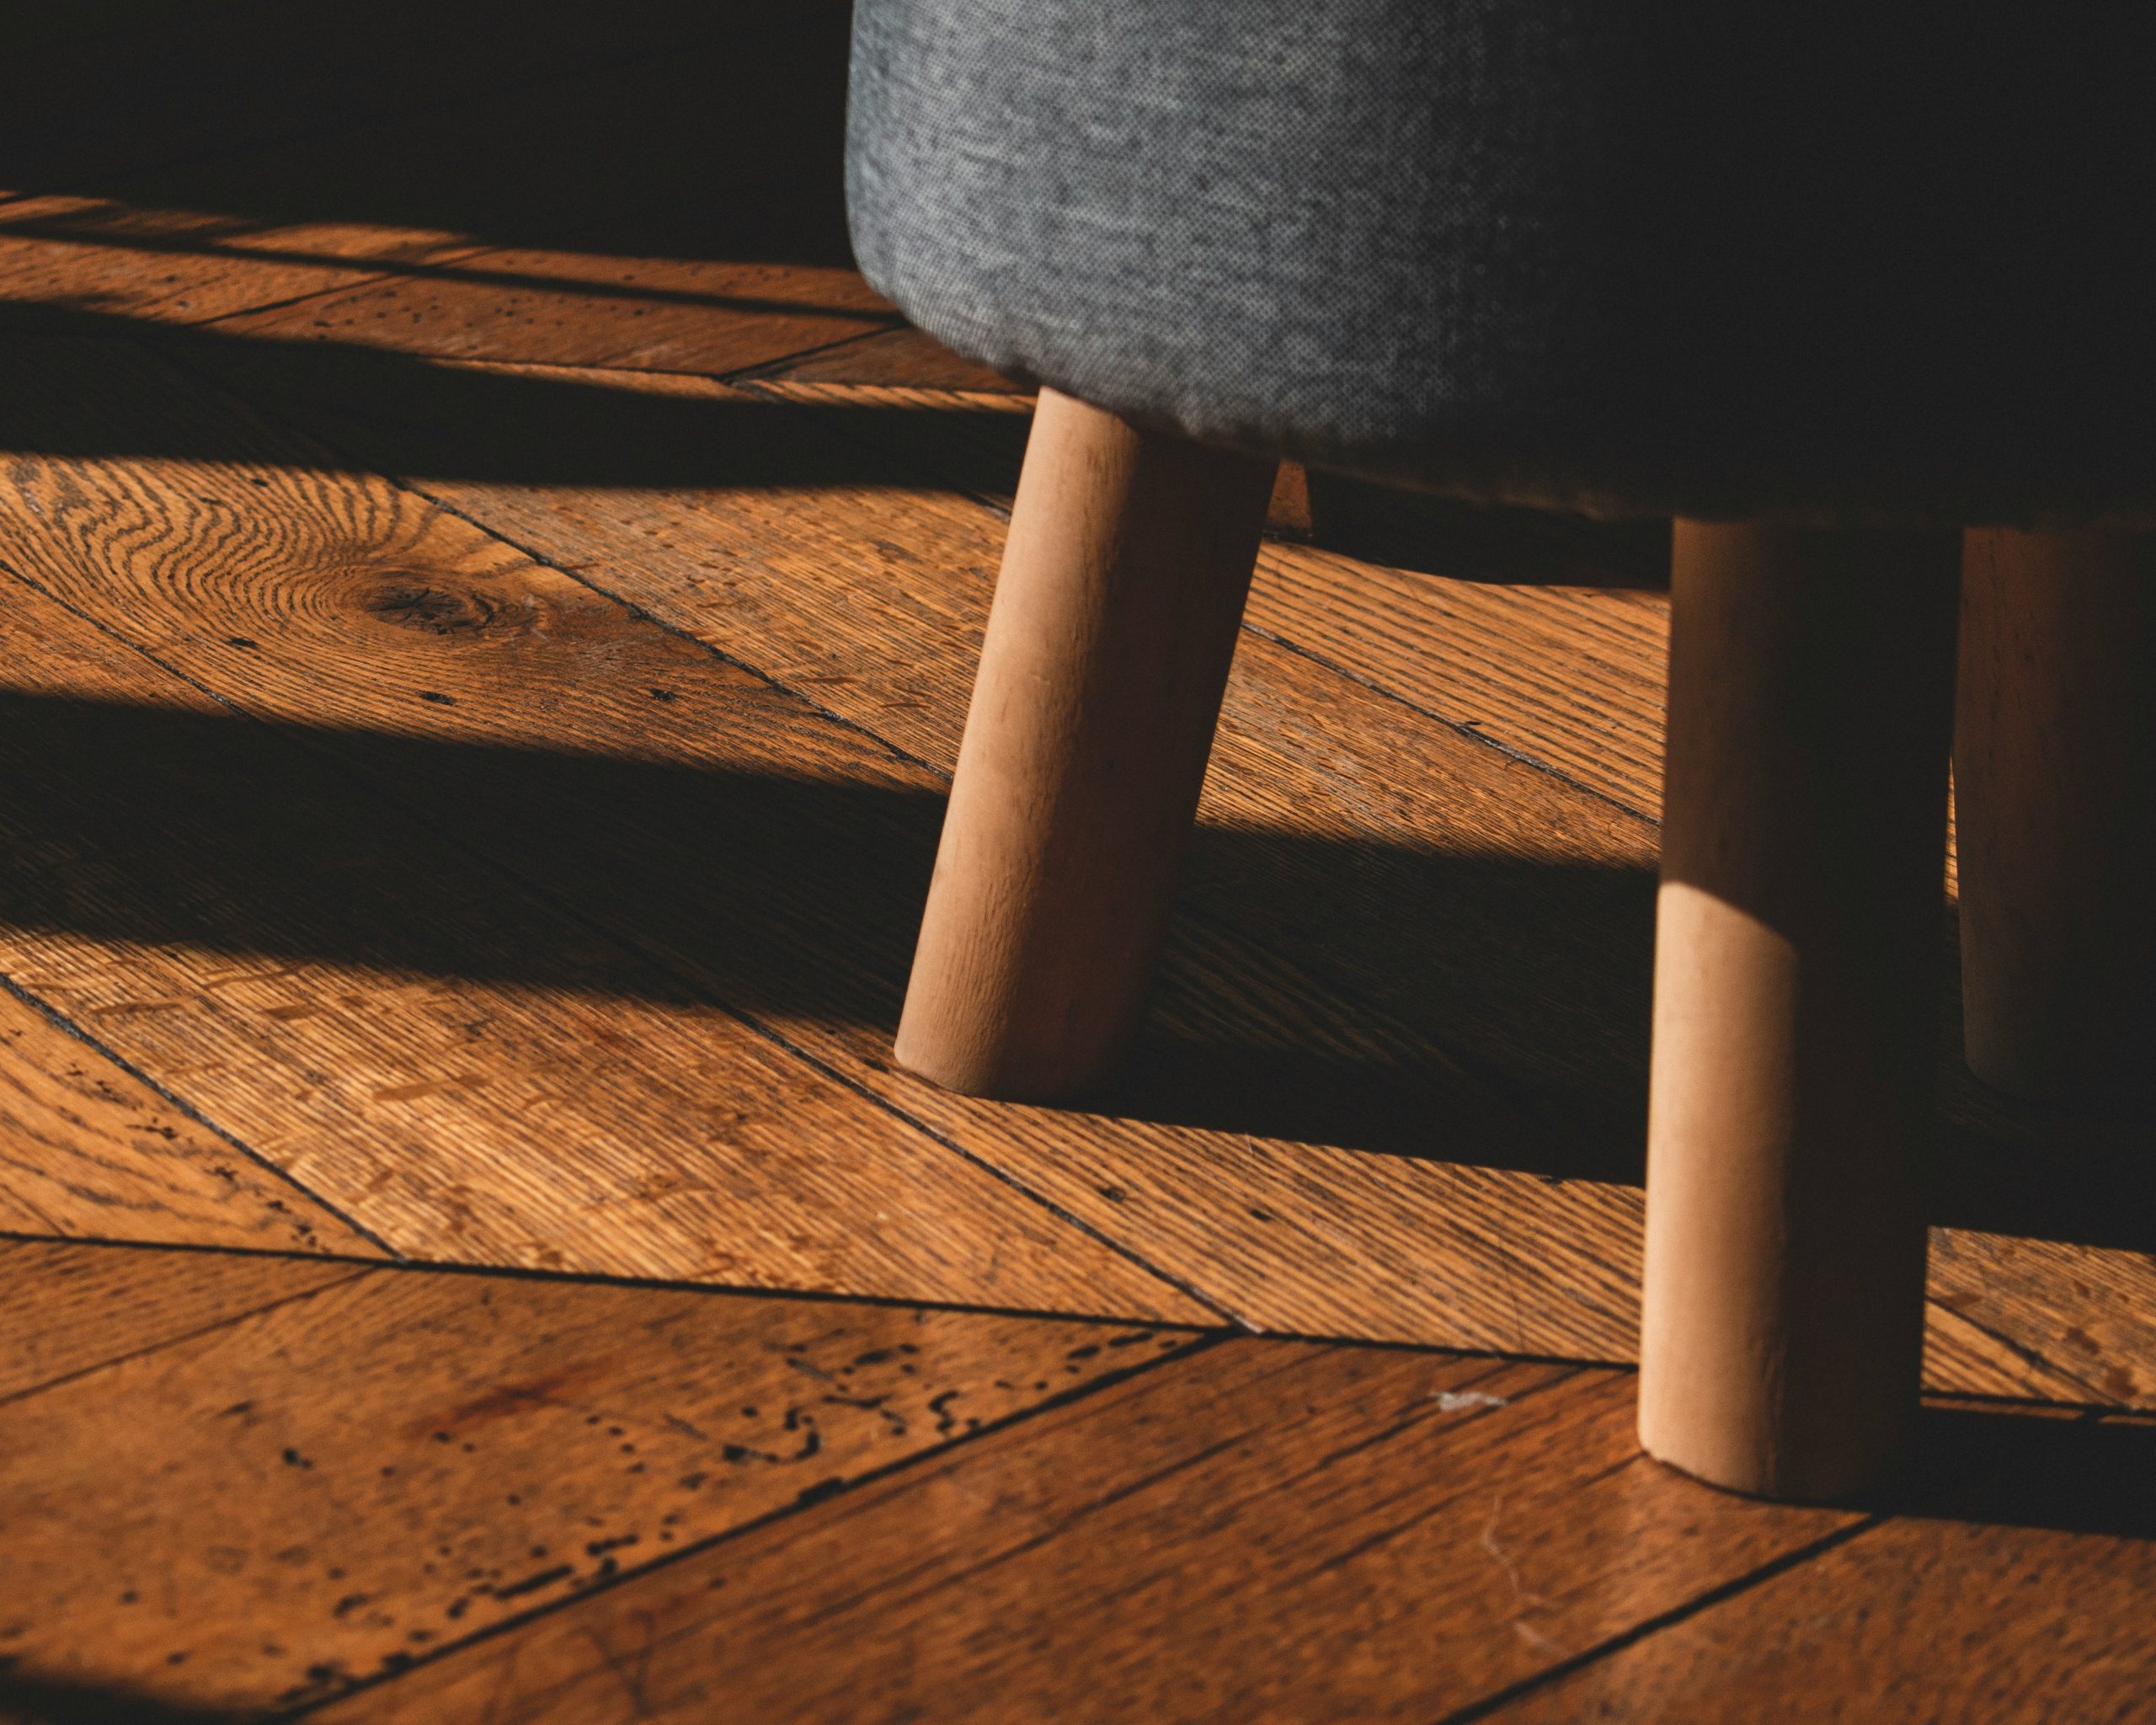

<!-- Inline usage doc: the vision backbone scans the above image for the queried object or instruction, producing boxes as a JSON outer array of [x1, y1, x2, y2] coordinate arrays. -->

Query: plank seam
[[0, 1227, 1232, 1335], [1429, 1513, 1886, 1725], [0, 958, 401, 1262], [0, 1260, 376, 1410]]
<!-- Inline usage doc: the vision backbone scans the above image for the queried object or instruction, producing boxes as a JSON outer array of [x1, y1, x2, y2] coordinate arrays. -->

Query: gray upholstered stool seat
[[850, 1, 2155, 526], [843, 1, 2156, 1504]]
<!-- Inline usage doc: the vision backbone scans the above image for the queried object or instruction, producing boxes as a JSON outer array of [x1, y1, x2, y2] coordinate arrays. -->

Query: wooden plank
[[148, 341, 2156, 1397], [0, 367, 1203, 1324], [0, 193, 486, 328], [211, 248, 894, 375], [1928, 1228, 2156, 1407], [313, 1343, 1857, 1725], [744, 324, 1031, 392], [1492, 1403, 2156, 1722], [1246, 547, 1671, 820], [0, 983, 381, 1254], [0, 1236, 361, 1401], [0, 1249, 1198, 1713]]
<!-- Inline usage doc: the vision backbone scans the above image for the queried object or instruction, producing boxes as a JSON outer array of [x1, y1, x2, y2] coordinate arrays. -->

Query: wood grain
[[153, 340, 2156, 1397], [0, 982, 381, 1254], [1496, 1406, 2156, 1722], [314, 1344, 1857, 1725], [0, 367, 1202, 1323], [0, 1236, 360, 1402], [202, 353, 1668, 1137], [0, 1247, 1198, 1713], [0, 193, 485, 328]]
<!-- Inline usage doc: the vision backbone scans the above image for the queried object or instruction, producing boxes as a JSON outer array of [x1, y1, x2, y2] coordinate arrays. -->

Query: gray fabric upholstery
[[847, 2, 2156, 525]]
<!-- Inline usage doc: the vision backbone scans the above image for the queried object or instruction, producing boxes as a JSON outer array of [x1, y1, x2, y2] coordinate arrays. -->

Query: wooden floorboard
[[22, 336, 1648, 1360], [0, 380, 1203, 1322], [0, 1236, 361, 1402], [0, 982, 382, 1255], [311, 1342, 1858, 1725], [6, 26, 2155, 1717], [0, 1239, 1197, 1716]]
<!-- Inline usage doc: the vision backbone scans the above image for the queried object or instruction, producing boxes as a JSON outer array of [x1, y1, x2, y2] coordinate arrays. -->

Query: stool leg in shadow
[[1640, 521, 1960, 1501], [1956, 526, 2156, 1109], [895, 387, 1278, 1101]]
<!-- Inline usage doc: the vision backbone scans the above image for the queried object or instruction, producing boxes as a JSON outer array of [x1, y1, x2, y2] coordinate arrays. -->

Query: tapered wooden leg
[[894, 387, 1277, 1101], [1956, 527, 2156, 1107], [1639, 521, 1960, 1500]]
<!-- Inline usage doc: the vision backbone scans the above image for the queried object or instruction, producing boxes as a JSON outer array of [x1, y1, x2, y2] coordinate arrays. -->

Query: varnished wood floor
[[3, 8, 2153, 1720]]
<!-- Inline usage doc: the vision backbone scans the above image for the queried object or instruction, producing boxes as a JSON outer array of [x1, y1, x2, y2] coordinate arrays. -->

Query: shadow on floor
[[4, 1, 860, 266], [0, 1669, 253, 1725], [0, 687, 2147, 1255], [1881, 1402, 2156, 1539]]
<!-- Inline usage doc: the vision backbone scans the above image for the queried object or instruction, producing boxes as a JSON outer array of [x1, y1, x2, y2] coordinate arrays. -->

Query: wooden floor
[[4, 8, 2153, 1720]]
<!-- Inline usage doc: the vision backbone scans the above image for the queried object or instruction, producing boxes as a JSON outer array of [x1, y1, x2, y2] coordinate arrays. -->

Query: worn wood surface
[[6, 17, 2156, 1720], [0, 1242, 1196, 1714], [4, 338, 1650, 1358], [316, 1343, 1857, 1725]]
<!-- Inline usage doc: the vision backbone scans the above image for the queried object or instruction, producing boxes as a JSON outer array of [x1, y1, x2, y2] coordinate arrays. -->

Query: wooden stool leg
[[894, 387, 1277, 1101], [1639, 521, 1960, 1500], [1956, 527, 2156, 1107]]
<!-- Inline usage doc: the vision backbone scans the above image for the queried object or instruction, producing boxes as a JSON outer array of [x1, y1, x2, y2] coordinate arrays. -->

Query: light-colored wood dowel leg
[[1956, 527, 2156, 1107], [1639, 521, 1960, 1501], [894, 387, 1277, 1101]]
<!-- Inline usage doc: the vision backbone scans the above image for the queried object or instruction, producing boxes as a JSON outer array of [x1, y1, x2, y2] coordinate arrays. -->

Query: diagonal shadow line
[[0, 303, 1007, 488], [3, 216, 896, 324], [0, 689, 2147, 1256]]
